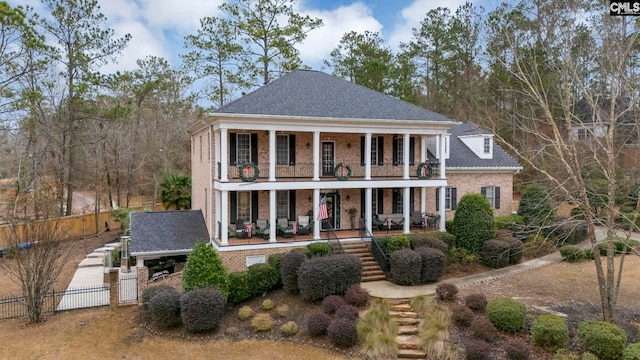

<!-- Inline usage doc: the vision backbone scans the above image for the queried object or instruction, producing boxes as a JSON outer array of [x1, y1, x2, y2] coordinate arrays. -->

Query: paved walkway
[[361, 226, 637, 299]]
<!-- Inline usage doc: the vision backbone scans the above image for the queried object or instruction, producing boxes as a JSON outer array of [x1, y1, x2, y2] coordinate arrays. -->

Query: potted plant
[[347, 208, 358, 230]]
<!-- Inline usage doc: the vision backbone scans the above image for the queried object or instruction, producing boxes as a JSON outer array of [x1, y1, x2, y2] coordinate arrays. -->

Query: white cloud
[[297, 2, 383, 68], [101, 20, 165, 73], [139, 0, 224, 33]]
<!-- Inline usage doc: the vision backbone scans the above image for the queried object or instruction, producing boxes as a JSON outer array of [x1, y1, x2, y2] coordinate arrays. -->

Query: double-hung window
[[483, 138, 490, 154], [276, 191, 289, 219], [237, 192, 251, 223], [276, 135, 289, 165], [237, 133, 251, 164], [370, 137, 378, 165]]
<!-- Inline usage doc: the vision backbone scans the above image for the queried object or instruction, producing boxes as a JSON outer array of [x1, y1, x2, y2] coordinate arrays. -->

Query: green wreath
[[239, 162, 259, 182], [333, 163, 351, 181], [416, 161, 433, 179]]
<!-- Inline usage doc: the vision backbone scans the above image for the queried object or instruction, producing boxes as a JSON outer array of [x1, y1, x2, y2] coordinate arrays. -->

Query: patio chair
[[426, 214, 439, 230], [276, 217, 294, 238], [297, 216, 311, 235], [255, 219, 270, 239], [410, 211, 425, 230], [372, 216, 384, 231], [230, 220, 247, 239]]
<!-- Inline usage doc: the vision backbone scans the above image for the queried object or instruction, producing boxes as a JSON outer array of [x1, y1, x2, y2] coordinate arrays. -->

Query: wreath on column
[[239, 162, 259, 182], [333, 163, 351, 181], [416, 161, 433, 179]]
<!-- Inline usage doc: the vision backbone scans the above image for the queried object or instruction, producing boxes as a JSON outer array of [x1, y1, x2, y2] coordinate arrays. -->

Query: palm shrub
[[180, 287, 226, 333], [297, 254, 362, 301], [532, 314, 569, 352], [182, 241, 228, 298], [148, 286, 181, 328], [486, 297, 526, 333], [280, 250, 307, 293], [159, 173, 191, 210], [453, 193, 495, 254], [518, 183, 555, 228], [247, 263, 279, 297], [390, 248, 421, 285], [577, 320, 627, 360], [415, 246, 445, 283], [227, 271, 252, 305]]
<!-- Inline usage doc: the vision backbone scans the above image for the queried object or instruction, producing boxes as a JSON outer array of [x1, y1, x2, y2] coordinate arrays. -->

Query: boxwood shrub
[[411, 234, 449, 254], [389, 248, 421, 286], [267, 253, 284, 287], [486, 297, 526, 333], [453, 193, 495, 254], [431, 230, 456, 247], [481, 240, 510, 269], [148, 286, 181, 328], [577, 320, 627, 360], [297, 254, 362, 301], [387, 234, 411, 252], [180, 287, 226, 333], [559, 245, 586, 262], [307, 242, 333, 257], [623, 343, 640, 360], [247, 263, 279, 297], [227, 271, 252, 305], [415, 246, 445, 283], [532, 314, 569, 352], [142, 284, 176, 310], [280, 250, 307, 293], [182, 241, 229, 298]]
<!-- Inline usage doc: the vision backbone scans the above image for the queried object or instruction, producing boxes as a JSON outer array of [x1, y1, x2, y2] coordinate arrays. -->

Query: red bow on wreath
[[340, 163, 348, 177], [243, 165, 252, 178]]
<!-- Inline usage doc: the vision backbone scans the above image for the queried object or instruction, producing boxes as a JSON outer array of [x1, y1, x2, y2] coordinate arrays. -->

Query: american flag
[[318, 195, 328, 220]]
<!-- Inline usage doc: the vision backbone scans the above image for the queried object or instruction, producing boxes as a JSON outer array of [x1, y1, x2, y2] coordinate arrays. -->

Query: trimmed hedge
[[623, 343, 640, 360], [227, 272, 252, 305], [494, 214, 525, 230], [578, 320, 627, 360], [387, 234, 411, 252], [453, 193, 495, 254], [532, 314, 569, 352], [307, 242, 333, 257], [298, 254, 362, 301], [281, 250, 307, 293], [504, 237, 523, 264], [389, 248, 421, 286], [327, 318, 358, 348], [415, 246, 445, 283], [481, 240, 510, 269], [247, 263, 279, 297], [344, 284, 370, 308], [486, 297, 526, 333], [142, 284, 176, 310], [180, 287, 226, 333], [306, 311, 332, 337], [148, 286, 181, 328], [322, 295, 346, 314], [181, 241, 229, 298], [267, 253, 284, 287], [412, 234, 449, 254], [335, 304, 360, 321]]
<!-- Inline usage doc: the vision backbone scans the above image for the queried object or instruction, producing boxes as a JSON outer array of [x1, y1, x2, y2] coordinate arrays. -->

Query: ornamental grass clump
[[357, 298, 398, 360]]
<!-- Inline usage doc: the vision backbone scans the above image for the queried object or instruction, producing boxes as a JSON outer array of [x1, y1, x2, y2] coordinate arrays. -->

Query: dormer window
[[483, 138, 491, 154]]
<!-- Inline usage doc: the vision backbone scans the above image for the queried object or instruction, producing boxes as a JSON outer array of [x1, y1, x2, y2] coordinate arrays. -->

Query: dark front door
[[321, 193, 338, 229], [322, 142, 334, 176]]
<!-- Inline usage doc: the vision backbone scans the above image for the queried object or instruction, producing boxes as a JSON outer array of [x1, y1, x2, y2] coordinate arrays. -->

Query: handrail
[[323, 220, 344, 254], [360, 219, 390, 276]]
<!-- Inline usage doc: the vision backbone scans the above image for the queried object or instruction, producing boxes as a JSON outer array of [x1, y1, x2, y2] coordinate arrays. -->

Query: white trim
[[446, 167, 523, 173], [214, 179, 448, 191], [132, 249, 192, 257]]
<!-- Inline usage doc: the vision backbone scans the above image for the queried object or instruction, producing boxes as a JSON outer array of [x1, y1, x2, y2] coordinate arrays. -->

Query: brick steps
[[338, 241, 386, 282]]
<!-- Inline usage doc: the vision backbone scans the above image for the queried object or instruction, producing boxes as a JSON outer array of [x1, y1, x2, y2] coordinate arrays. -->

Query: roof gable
[[447, 123, 521, 169], [130, 210, 208, 254]]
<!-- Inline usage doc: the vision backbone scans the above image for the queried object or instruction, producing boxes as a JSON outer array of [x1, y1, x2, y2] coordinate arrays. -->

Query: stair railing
[[360, 219, 390, 276], [323, 220, 344, 254]]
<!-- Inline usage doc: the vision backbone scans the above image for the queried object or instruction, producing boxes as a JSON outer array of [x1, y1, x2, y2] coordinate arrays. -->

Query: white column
[[403, 133, 410, 180], [269, 189, 277, 242], [313, 131, 320, 181], [420, 135, 427, 215], [220, 190, 229, 245], [214, 130, 221, 180], [439, 133, 446, 179], [365, 133, 372, 180], [438, 186, 446, 231], [220, 128, 228, 182], [269, 130, 276, 181], [313, 189, 320, 239], [365, 187, 372, 233], [214, 189, 221, 242], [403, 187, 410, 234]]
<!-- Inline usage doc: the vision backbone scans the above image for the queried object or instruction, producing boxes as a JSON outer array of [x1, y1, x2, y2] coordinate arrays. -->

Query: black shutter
[[230, 192, 237, 223], [495, 187, 501, 209], [289, 191, 296, 220], [251, 191, 258, 222], [229, 132, 237, 165], [360, 136, 365, 166], [377, 188, 384, 214], [451, 188, 457, 210], [289, 134, 296, 165], [360, 189, 365, 217], [410, 187, 415, 212], [378, 137, 384, 166], [392, 189, 399, 213], [409, 137, 415, 165], [392, 136, 398, 166], [435, 188, 440, 211], [251, 133, 258, 163]]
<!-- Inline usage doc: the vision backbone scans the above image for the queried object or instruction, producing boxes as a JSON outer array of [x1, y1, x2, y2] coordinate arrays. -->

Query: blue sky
[[8, 0, 490, 74]]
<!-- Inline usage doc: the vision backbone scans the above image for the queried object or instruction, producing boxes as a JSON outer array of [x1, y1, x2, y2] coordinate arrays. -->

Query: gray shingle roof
[[130, 210, 208, 255], [214, 69, 454, 122], [447, 123, 521, 169]]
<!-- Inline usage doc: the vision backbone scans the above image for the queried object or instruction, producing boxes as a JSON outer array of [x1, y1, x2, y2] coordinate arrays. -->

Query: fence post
[[137, 266, 149, 304], [108, 269, 119, 307]]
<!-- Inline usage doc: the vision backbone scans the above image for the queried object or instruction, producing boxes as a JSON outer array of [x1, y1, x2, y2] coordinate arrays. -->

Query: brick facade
[[218, 245, 305, 273]]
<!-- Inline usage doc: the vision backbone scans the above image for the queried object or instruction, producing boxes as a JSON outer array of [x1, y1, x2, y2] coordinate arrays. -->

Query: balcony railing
[[220, 161, 440, 182]]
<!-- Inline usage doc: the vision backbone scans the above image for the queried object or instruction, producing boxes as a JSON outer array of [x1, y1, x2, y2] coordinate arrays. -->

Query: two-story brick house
[[188, 69, 521, 271]]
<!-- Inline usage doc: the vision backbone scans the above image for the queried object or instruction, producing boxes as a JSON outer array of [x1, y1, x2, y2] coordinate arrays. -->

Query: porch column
[[438, 186, 446, 232], [420, 135, 427, 215], [364, 133, 372, 180], [269, 130, 276, 181], [313, 188, 320, 240], [403, 133, 410, 180], [220, 128, 228, 182], [403, 186, 410, 234], [220, 190, 229, 245], [269, 189, 277, 242], [214, 189, 221, 242], [439, 133, 446, 179], [365, 187, 372, 233], [313, 131, 320, 181]]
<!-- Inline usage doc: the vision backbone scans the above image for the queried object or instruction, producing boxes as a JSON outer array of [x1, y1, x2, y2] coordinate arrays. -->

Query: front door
[[322, 142, 334, 176], [321, 193, 340, 229]]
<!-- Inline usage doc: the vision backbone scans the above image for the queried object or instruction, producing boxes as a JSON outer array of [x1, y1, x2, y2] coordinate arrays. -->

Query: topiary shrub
[[344, 284, 370, 308], [275, 304, 290, 318], [280, 250, 307, 293], [180, 287, 226, 333], [415, 246, 445, 283], [182, 241, 229, 298], [327, 318, 358, 348], [464, 339, 492, 360], [261, 298, 274, 310], [237, 305, 253, 320], [389, 248, 421, 285], [335, 304, 360, 321], [470, 317, 498, 342], [298, 254, 362, 302], [436, 282, 459, 301], [267, 253, 284, 288], [247, 263, 279, 297], [280, 321, 298, 336], [518, 183, 555, 228], [227, 271, 252, 305], [559, 245, 586, 262], [486, 297, 526, 333], [481, 240, 510, 269], [306, 311, 332, 337], [453, 193, 495, 254], [577, 320, 627, 360], [148, 286, 181, 328], [307, 242, 333, 257], [411, 234, 449, 254], [465, 293, 487, 312], [451, 303, 475, 327], [532, 314, 569, 352], [142, 284, 176, 310], [322, 295, 346, 314], [623, 343, 640, 360], [251, 313, 274, 332], [504, 338, 530, 360]]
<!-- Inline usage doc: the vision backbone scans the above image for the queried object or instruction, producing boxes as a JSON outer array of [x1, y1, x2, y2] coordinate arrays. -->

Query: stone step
[[391, 304, 412, 312], [362, 274, 386, 282], [389, 310, 418, 318], [398, 325, 419, 335], [396, 335, 420, 350], [397, 349, 427, 359], [362, 268, 385, 275], [387, 298, 411, 305], [392, 317, 420, 326], [363, 263, 381, 270]]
